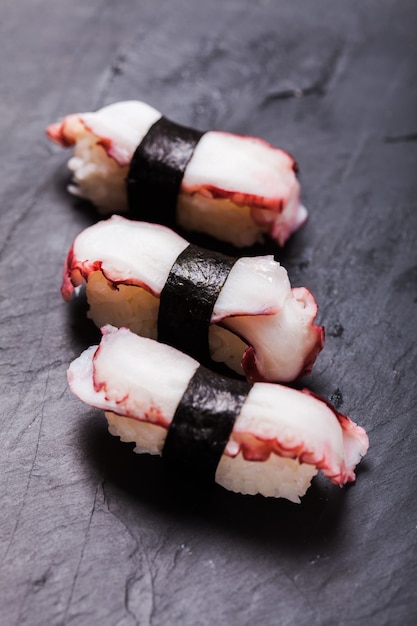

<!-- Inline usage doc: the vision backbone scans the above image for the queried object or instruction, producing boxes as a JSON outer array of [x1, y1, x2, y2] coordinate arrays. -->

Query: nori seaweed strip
[[158, 244, 237, 365], [162, 365, 252, 483], [126, 116, 204, 226]]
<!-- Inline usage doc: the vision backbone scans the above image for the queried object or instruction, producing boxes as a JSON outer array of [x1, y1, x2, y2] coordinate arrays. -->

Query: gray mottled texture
[[1, 1, 416, 624]]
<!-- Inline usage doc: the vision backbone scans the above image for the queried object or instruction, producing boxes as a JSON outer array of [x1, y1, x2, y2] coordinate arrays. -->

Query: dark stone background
[[1, 1, 416, 624]]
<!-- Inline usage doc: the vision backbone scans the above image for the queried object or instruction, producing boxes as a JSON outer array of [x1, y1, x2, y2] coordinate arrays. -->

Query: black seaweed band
[[158, 244, 237, 365], [126, 116, 205, 226], [162, 365, 252, 483]]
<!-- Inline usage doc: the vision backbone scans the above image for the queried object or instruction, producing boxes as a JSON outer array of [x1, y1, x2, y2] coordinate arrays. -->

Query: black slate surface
[[1, 1, 417, 624]]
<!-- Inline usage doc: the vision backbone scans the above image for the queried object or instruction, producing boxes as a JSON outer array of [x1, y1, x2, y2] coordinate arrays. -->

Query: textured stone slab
[[1, 1, 416, 624]]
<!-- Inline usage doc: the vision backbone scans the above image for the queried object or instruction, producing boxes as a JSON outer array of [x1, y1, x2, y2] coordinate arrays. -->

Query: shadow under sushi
[[76, 412, 354, 557], [65, 283, 102, 352]]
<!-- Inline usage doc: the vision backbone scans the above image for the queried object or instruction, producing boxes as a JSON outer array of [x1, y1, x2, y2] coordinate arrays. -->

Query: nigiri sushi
[[46, 100, 307, 247], [62, 216, 324, 383], [68, 326, 369, 502]]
